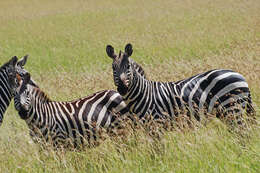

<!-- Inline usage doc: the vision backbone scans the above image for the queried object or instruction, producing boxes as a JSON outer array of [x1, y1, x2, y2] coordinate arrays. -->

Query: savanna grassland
[[0, 0, 259, 172]]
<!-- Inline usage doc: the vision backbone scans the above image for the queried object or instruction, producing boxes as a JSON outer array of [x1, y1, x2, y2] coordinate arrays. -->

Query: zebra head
[[7, 55, 36, 95], [13, 72, 33, 118], [15, 55, 28, 76], [106, 43, 134, 95], [15, 55, 37, 87], [5, 56, 18, 78]]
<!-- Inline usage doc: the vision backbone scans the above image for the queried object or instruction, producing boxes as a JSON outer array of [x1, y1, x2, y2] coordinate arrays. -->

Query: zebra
[[0, 55, 33, 126], [11, 71, 130, 148], [106, 43, 255, 123]]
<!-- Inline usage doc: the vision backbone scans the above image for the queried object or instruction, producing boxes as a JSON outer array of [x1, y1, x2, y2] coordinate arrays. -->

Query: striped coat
[[106, 43, 255, 122], [0, 56, 31, 126], [12, 72, 129, 148]]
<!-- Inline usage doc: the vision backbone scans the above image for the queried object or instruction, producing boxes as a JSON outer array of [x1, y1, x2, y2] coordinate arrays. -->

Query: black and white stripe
[[106, 43, 255, 121], [0, 55, 32, 126], [12, 72, 129, 147]]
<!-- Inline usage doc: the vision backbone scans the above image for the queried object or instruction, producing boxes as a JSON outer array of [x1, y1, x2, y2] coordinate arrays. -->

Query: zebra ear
[[10, 56, 18, 67], [125, 43, 133, 57], [17, 55, 28, 67], [106, 45, 116, 59]]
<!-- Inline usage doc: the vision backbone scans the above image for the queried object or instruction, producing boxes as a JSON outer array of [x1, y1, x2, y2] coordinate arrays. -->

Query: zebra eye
[[15, 78, 18, 85]]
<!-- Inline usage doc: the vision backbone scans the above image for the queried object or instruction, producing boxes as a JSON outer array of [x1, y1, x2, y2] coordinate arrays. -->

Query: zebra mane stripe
[[34, 87, 51, 102]]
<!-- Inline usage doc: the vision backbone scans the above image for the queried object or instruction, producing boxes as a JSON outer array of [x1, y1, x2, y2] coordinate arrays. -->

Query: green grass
[[0, 0, 259, 172]]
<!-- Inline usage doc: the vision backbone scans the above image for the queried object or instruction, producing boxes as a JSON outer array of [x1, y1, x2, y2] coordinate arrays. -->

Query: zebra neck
[[0, 68, 12, 125], [123, 70, 152, 116], [25, 90, 52, 127], [125, 70, 143, 97], [129, 58, 146, 78], [123, 69, 181, 117]]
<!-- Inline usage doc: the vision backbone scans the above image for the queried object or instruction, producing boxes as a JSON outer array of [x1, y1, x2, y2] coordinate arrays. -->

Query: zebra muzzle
[[120, 73, 129, 87]]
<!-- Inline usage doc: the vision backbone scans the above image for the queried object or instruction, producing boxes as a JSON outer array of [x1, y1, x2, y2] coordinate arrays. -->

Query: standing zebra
[[0, 55, 32, 126], [11, 71, 129, 148], [106, 43, 255, 122]]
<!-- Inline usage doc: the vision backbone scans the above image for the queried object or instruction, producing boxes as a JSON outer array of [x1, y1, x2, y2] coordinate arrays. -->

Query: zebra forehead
[[112, 58, 122, 68], [114, 50, 126, 60]]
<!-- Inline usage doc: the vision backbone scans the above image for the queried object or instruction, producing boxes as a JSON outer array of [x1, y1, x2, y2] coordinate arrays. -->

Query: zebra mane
[[32, 86, 51, 103], [129, 58, 146, 78]]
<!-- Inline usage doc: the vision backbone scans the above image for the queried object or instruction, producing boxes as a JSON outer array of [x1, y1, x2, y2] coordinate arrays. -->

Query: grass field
[[0, 0, 259, 172]]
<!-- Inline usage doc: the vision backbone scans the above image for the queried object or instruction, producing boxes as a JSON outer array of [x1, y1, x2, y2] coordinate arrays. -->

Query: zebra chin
[[17, 106, 30, 119]]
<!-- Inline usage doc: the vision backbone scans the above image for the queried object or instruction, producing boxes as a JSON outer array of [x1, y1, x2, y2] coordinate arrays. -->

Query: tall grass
[[0, 0, 259, 172]]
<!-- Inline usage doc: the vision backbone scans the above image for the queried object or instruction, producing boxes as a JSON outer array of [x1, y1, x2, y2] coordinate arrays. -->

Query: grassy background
[[0, 0, 259, 172]]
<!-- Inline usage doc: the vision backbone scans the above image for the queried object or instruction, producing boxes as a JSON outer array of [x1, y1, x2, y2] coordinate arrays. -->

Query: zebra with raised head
[[0, 55, 32, 126], [10, 70, 129, 148], [106, 43, 255, 122]]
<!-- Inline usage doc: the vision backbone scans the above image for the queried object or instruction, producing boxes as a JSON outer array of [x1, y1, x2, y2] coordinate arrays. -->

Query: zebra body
[[124, 68, 253, 119], [12, 73, 128, 147], [106, 44, 255, 120]]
